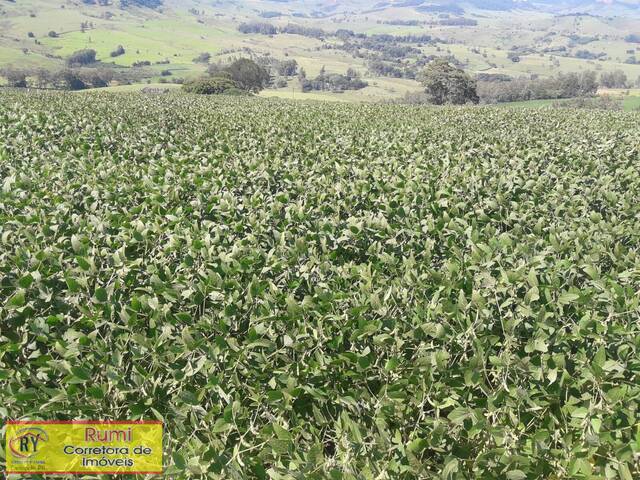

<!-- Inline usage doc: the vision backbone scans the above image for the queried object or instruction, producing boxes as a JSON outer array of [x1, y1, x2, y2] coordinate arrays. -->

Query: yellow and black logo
[[8, 427, 49, 458]]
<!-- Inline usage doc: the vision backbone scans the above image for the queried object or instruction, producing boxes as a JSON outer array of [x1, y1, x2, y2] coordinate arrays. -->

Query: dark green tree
[[1, 68, 27, 88], [110, 45, 125, 58], [417, 59, 479, 105], [66, 49, 97, 67], [600, 70, 628, 89], [192, 52, 211, 64], [55, 69, 87, 90], [225, 58, 271, 93]]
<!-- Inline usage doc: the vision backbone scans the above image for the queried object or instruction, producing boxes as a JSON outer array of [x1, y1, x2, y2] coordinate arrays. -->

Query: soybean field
[[1, 91, 639, 479]]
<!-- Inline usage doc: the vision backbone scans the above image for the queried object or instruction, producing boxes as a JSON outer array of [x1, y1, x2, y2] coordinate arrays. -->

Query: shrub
[[507, 52, 521, 62], [66, 49, 97, 66], [553, 95, 623, 110], [110, 45, 125, 58], [80, 69, 111, 88], [192, 52, 211, 64], [1, 68, 27, 88], [223, 87, 250, 96], [54, 69, 86, 90], [182, 76, 238, 94]]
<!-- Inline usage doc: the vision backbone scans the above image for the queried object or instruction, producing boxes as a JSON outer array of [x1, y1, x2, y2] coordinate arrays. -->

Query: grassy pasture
[[38, 18, 235, 67]]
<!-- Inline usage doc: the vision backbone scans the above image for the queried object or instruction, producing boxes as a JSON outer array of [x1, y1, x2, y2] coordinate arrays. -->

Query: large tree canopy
[[66, 49, 97, 67], [418, 59, 479, 105], [185, 58, 271, 95], [225, 58, 271, 93]]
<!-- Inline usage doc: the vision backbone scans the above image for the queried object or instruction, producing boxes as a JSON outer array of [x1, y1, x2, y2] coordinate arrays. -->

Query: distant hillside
[[1, 0, 639, 100], [266, 0, 640, 15]]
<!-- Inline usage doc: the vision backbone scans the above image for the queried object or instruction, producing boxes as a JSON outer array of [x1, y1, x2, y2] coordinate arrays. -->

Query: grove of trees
[[298, 67, 368, 93], [1, 66, 117, 90], [238, 22, 277, 35], [600, 70, 628, 88], [66, 49, 97, 67], [1, 68, 27, 88], [477, 71, 599, 103], [192, 52, 211, 64]]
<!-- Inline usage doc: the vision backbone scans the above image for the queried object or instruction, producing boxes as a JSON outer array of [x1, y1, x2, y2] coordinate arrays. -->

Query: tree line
[[238, 22, 325, 39], [0, 66, 118, 90], [0, 46, 180, 90], [477, 69, 636, 104], [298, 67, 368, 93], [402, 62, 639, 106], [182, 57, 369, 96], [238, 22, 435, 45], [477, 71, 599, 104]]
